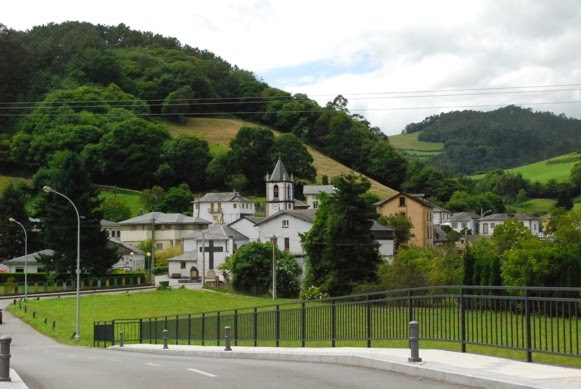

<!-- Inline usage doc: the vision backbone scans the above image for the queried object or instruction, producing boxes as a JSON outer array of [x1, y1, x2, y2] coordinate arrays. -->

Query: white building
[[118, 212, 211, 250], [303, 185, 336, 209], [446, 212, 480, 234], [178, 223, 249, 280], [479, 213, 541, 237], [193, 191, 255, 225], [228, 216, 264, 242], [4, 249, 53, 273], [432, 205, 452, 226]]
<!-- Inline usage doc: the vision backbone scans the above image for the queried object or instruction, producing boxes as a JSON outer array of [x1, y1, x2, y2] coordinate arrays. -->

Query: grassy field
[[7, 288, 291, 347], [98, 186, 144, 216], [168, 118, 397, 199], [472, 152, 581, 183], [388, 131, 444, 153]]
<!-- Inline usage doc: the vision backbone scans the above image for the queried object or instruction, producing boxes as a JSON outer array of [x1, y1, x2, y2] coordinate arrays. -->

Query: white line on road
[[146, 363, 161, 367], [187, 368, 217, 378]]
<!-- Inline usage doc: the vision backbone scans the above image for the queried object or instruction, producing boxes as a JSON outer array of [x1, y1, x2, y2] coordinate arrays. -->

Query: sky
[[4, 0, 581, 135]]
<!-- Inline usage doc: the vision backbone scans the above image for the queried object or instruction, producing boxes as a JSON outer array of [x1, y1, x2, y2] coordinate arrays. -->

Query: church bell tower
[[265, 159, 294, 217]]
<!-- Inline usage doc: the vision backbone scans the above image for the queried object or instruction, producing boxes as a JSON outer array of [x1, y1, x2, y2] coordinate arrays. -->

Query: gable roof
[[167, 251, 199, 262], [194, 191, 252, 203], [480, 213, 538, 222], [448, 212, 480, 222], [303, 185, 336, 196], [107, 237, 145, 254], [5, 249, 55, 265], [255, 209, 316, 226], [182, 223, 249, 241], [228, 215, 265, 227], [374, 192, 433, 208], [268, 158, 291, 181], [370, 220, 395, 239], [119, 212, 211, 226]]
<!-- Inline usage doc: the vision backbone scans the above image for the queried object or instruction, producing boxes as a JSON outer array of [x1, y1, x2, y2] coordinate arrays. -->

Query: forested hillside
[[0, 21, 410, 196], [404, 106, 581, 175]]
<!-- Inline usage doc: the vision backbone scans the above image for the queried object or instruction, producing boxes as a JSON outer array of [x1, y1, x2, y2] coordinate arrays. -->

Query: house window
[[180, 261, 186, 269], [274, 185, 279, 198], [491, 223, 496, 229], [452, 222, 458, 229], [282, 220, 289, 228], [156, 243, 163, 250], [210, 202, 215, 212], [218, 202, 222, 211], [284, 238, 290, 251], [233, 203, 237, 208], [461, 223, 467, 229], [313, 201, 319, 209], [399, 197, 406, 207]]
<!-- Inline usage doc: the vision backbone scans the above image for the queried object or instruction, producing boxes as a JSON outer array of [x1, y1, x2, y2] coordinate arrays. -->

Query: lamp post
[[8, 218, 28, 300], [43, 185, 81, 342]]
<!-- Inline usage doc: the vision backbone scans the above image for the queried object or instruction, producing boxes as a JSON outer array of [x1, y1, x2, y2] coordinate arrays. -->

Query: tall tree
[[0, 183, 32, 261], [271, 133, 316, 183], [34, 151, 117, 277], [302, 173, 380, 296]]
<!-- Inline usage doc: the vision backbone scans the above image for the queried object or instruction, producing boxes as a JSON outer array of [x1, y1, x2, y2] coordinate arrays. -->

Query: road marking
[[146, 363, 161, 367], [187, 368, 216, 378]]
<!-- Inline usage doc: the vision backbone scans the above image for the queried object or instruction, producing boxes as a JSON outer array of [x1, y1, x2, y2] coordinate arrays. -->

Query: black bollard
[[0, 336, 11, 382], [408, 321, 422, 362]]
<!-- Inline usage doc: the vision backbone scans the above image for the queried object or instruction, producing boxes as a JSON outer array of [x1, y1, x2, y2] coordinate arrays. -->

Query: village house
[[4, 249, 53, 273], [172, 223, 249, 281], [375, 192, 434, 248], [108, 238, 146, 271], [117, 212, 211, 250], [193, 191, 255, 224], [479, 213, 541, 237], [303, 185, 336, 209], [432, 204, 452, 226], [445, 212, 480, 234], [227, 215, 264, 242]]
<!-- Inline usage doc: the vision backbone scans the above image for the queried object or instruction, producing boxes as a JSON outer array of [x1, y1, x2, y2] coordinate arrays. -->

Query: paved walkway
[[111, 343, 581, 389]]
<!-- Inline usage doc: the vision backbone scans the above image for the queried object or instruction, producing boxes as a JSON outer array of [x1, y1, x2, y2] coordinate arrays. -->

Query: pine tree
[[35, 151, 117, 277], [0, 183, 31, 261]]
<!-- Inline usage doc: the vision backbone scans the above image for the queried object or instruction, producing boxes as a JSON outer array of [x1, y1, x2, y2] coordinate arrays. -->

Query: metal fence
[[93, 285, 581, 362], [1, 274, 147, 296]]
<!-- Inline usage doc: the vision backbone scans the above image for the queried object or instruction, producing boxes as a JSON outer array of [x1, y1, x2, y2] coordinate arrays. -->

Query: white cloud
[[4, 0, 581, 135]]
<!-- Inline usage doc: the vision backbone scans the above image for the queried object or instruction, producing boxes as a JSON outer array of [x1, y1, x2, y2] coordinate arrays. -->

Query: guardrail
[[94, 285, 581, 363]]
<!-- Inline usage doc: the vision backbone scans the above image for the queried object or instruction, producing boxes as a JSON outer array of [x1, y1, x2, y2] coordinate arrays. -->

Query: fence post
[[525, 289, 532, 363], [408, 321, 422, 362], [460, 287, 466, 353], [0, 336, 11, 382], [119, 330, 124, 348], [216, 311, 221, 347], [253, 307, 258, 347], [331, 298, 336, 348], [224, 326, 232, 351], [163, 329, 168, 349], [367, 294, 372, 348], [275, 305, 280, 347], [234, 310, 238, 347], [301, 302, 306, 348]]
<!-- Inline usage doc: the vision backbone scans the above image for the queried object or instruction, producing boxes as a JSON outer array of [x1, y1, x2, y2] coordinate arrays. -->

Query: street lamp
[[43, 185, 81, 342], [9, 218, 28, 300]]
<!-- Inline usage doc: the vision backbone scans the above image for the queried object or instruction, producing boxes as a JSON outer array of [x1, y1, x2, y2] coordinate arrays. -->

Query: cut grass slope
[[388, 131, 444, 159]]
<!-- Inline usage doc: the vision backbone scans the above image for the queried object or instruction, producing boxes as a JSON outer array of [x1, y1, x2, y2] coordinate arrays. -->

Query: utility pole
[[272, 235, 277, 300], [151, 216, 156, 286], [201, 232, 206, 287]]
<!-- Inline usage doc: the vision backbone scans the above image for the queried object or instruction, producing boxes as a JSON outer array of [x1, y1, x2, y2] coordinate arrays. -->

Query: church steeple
[[265, 159, 294, 217]]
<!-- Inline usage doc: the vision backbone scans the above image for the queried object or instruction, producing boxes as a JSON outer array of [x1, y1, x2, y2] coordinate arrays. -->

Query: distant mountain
[[403, 106, 581, 175]]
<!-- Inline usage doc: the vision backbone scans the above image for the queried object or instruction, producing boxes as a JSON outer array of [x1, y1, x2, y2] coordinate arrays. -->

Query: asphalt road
[[0, 300, 468, 389]]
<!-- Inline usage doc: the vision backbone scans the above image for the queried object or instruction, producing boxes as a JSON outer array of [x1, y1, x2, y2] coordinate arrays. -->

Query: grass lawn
[[388, 131, 444, 153], [510, 198, 555, 217], [7, 288, 291, 347], [98, 186, 144, 217]]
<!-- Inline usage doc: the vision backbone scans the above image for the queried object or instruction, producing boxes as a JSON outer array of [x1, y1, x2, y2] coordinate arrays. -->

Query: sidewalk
[[111, 343, 581, 389]]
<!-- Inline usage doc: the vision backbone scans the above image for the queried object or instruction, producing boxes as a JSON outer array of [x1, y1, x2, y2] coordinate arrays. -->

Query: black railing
[[93, 286, 581, 362]]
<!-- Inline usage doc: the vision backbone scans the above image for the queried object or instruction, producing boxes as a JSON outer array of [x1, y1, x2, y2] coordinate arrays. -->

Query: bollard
[[0, 336, 11, 382], [408, 321, 422, 362], [119, 331, 124, 348], [162, 329, 168, 349], [224, 326, 232, 351]]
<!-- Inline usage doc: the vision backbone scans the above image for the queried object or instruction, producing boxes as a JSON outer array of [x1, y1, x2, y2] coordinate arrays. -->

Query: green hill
[[472, 151, 580, 183], [388, 131, 443, 160]]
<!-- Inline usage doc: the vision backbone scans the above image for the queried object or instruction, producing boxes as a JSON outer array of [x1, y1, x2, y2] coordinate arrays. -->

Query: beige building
[[375, 192, 434, 248]]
